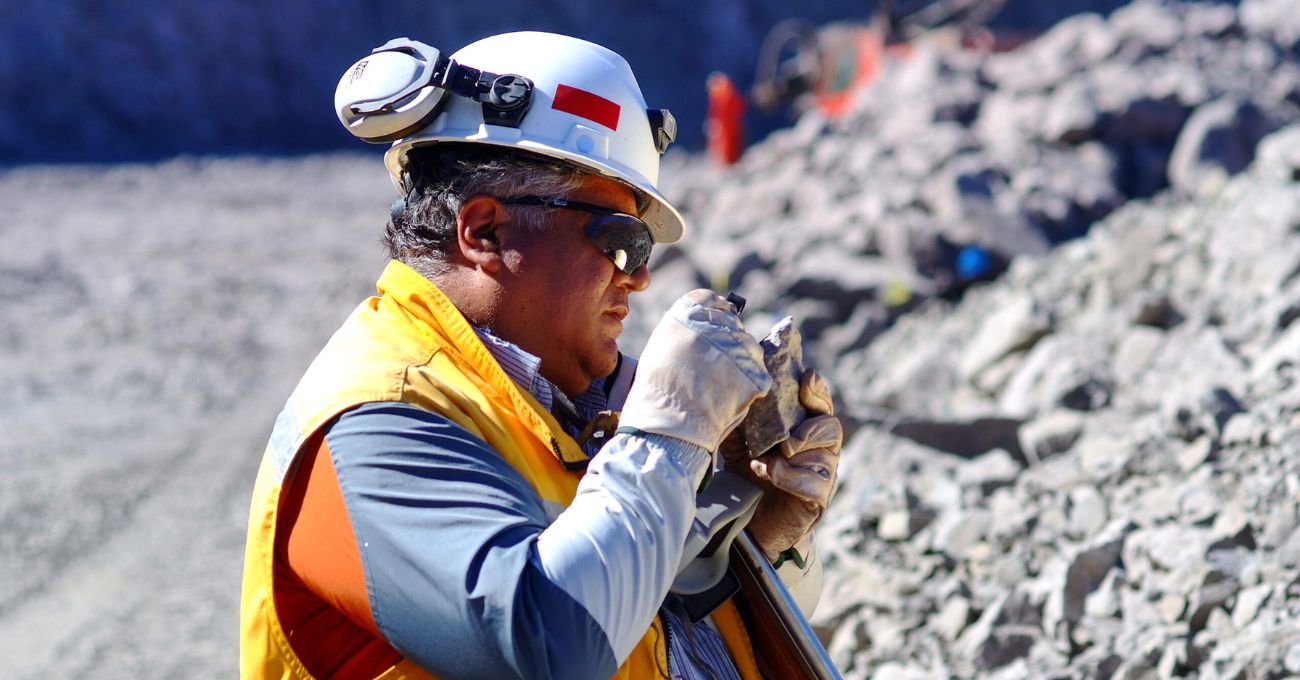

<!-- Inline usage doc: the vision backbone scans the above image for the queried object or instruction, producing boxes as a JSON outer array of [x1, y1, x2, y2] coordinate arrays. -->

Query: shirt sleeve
[[322, 401, 710, 680]]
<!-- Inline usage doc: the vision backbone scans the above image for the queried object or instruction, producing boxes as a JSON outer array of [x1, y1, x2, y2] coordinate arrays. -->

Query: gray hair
[[383, 145, 590, 277]]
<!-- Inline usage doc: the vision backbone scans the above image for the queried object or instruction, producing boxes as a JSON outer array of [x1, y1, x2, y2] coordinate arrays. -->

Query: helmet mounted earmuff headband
[[339, 38, 534, 143], [338, 37, 676, 152]]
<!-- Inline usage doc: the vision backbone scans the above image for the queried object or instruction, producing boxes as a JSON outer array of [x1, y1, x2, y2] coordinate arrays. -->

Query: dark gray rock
[[957, 591, 1040, 670], [975, 627, 1038, 671], [1188, 572, 1239, 633], [1045, 530, 1128, 640], [889, 416, 1025, 461]]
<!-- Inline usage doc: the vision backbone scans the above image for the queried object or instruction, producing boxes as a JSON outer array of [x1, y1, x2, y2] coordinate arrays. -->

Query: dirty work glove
[[722, 368, 843, 562], [619, 289, 772, 454]]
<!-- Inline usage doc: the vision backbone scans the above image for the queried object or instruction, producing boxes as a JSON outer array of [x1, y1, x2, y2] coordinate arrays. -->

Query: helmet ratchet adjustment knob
[[489, 75, 533, 110]]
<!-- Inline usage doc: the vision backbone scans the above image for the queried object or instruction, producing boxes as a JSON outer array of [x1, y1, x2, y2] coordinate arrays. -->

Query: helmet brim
[[386, 137, 686, 245]]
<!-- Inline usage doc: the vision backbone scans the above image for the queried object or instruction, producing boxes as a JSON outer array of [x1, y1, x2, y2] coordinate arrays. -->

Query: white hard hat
[[335, 31, 685, 244]]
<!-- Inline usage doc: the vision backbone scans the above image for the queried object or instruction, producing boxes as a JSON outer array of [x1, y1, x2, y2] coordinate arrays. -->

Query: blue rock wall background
[[2, 0, 1138, 163]]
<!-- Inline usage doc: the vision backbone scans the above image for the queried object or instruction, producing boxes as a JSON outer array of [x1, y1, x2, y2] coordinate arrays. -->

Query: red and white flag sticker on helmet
[[552, 84, 621, 131]]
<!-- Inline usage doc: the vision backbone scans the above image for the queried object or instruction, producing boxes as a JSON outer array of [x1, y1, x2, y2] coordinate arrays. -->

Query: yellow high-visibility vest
[[240, 260, 761, 679]]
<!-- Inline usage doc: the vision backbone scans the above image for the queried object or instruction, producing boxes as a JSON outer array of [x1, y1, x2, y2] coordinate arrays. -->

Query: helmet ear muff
[[337, 38, 537, 143], [336, 39, 450, 143]]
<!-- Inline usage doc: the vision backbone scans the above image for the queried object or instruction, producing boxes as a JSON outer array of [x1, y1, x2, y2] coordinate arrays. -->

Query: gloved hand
[[722, 368, 843, 562], [619, 290, 772, 453]]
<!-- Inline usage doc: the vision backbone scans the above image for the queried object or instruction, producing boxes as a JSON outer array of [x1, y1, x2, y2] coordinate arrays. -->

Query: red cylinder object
[[706, 72, 746, 166]]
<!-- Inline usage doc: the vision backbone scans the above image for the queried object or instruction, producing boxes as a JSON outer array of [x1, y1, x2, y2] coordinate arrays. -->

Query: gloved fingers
[[781, 414, 843, 458], [781, 447, 839, 482], [718, 426, 750, 466], [674, 289, 747, 333], [666, 290, 771, 393], [618, 289, 771, 452], [751, 449, 837, 506], [680, 287, 739, 311], [798, 367, 834, 416]]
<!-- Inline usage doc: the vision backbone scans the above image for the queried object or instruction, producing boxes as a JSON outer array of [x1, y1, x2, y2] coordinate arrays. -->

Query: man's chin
[[588, 346, 621, 384]]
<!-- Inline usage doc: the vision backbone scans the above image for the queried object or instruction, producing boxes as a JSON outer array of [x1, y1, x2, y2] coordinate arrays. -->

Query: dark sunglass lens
[[588, 216, 653, 274]]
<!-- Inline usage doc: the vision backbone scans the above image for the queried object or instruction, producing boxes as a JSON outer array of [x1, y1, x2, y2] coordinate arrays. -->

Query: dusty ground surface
[[0, 155, 392, 677]]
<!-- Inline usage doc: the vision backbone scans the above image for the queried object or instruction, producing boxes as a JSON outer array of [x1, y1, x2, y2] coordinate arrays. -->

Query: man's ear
[[456, 195, 506, 272]]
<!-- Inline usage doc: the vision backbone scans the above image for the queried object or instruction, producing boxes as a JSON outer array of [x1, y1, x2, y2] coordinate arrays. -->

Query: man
[[241, 32, 843, 679]]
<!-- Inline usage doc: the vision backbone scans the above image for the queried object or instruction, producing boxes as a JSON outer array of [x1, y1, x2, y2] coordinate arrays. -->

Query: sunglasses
[[499, 195, 654, 275]]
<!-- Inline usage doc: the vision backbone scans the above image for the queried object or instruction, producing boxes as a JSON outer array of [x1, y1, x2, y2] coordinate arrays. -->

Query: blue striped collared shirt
[[472, 326, 741, 680]]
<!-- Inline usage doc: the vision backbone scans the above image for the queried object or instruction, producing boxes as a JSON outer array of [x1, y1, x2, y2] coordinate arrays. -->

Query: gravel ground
[[0, 155, 390, 678]]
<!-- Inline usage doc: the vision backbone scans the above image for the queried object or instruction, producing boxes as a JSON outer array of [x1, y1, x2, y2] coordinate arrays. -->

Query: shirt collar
[[472, 327, 554, 412], [472, 327, 611, 453]]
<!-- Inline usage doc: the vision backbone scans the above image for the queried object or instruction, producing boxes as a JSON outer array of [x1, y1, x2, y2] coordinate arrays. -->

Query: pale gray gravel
[[0, 155, 390, 678]]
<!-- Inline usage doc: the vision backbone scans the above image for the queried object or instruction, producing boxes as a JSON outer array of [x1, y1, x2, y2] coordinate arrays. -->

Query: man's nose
[[624, 263, 651, 292]]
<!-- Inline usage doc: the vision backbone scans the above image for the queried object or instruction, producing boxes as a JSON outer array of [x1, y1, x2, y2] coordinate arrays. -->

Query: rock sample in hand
[[743, 316, 805, 456]]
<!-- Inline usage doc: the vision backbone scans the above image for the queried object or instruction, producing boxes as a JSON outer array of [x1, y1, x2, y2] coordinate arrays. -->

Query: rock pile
[[630, 0, 1300, 383], [812, 122, 1300, 677], [623, 1, 1300, 676]]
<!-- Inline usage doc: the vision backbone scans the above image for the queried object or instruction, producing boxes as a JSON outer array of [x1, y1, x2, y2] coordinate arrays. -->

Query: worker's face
[[497, 174, 651, 396]]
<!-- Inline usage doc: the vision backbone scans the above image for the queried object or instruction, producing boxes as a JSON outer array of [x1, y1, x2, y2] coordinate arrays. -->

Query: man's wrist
[[613, 427, 713, 491]]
